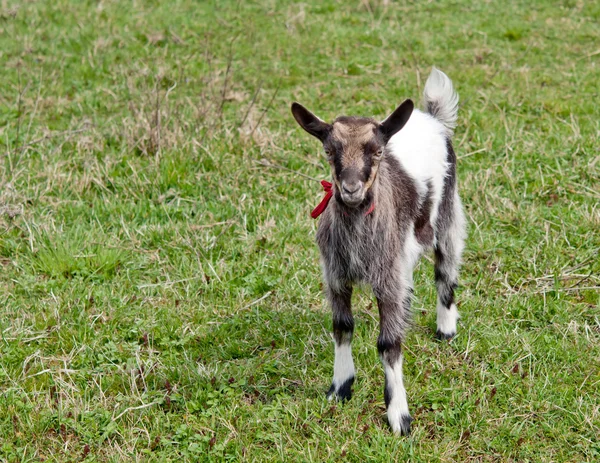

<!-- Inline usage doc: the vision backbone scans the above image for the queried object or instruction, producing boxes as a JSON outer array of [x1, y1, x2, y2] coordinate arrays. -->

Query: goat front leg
[[376, 287, 413, 435], [326, 284, 355, 401]]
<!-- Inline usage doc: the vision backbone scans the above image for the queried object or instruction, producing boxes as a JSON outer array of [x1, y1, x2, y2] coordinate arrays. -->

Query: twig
[[577, 49, 600, 61], [563, 255, 598, 273], [458, 148, 487, 160], [19, 125, 91, 150], [207, 221, 235, 250], [205, 260, 223, 284], [250, 84, 280, 139], [192, 220, 235, 229], [522, 273, 600, 284], [113, 401, 160, 421], [24, 68, 44, 154], [217, 37, 237, 121], [566, 271, 594, 289], [238, 80, 263, 129], [137, 276, 204, 289], [153, 77, 161, 157], [239, 291, 272, 311], [15, 67, 24, 154], [9, 68, 30, 172], [533, 286, 600, 295]]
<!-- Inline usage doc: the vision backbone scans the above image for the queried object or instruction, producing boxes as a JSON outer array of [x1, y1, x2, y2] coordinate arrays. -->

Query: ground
[[0, 0, 599, 461]]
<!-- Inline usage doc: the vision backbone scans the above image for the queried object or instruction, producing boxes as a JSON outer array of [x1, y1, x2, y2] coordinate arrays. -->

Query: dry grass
[[0, 0, 599, 461]]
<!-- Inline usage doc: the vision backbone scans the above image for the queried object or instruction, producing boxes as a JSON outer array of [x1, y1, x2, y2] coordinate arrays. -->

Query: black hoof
[[435, 329, 455, 341], [389, 414, 413, 435], [399, 414, 413, 436], [326, 377, 354, 401]]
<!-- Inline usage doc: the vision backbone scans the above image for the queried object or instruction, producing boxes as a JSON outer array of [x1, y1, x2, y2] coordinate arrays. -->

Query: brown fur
[[331, 120, 377, 169]]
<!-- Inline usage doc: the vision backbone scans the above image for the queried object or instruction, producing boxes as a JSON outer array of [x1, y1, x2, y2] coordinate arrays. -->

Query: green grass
[[1, 0, 599, 461]]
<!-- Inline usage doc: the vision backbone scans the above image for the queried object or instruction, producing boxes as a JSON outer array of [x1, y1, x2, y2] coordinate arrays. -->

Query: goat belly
[[413, 180, 435, 248]]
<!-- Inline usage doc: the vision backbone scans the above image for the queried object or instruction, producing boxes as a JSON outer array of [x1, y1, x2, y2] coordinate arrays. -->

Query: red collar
[[311, 180, 375, 219]]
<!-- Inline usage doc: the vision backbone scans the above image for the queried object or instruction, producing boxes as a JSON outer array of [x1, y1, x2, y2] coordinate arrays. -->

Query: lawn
[[1, 0, 599, 461]]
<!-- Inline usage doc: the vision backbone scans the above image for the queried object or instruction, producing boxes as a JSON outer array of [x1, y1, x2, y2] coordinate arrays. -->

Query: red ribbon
[[311, 180, 333, 219], [311, 180, 375, 219]]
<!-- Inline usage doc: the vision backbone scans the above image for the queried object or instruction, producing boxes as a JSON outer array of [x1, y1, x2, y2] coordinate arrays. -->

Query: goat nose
[[342, 182, 361, 195]]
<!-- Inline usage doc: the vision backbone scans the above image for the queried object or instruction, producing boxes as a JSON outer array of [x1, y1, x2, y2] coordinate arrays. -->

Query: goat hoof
[[326, 376, 354, 401], [389, 414, 413, 436], [435, 329, 455, 341]]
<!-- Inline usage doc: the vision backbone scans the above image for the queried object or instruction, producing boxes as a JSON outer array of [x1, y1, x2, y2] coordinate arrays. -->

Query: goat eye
[[375, 149, 384, 157]]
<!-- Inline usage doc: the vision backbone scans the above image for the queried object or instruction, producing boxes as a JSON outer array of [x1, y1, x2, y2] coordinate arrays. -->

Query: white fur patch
[[403, 225, 423, 273], [437, 302, 460, 336], [332, 342, 355, 390], [422, 67, 459, 136], [386, 109, 449, 227], [382, 354, 410, 433]]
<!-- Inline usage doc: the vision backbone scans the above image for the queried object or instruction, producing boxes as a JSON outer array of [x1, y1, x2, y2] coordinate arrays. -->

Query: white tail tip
[[423, 67, 459, 136]]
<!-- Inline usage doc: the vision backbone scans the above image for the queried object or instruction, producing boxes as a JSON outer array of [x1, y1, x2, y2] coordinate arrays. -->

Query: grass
[[1, 0, 599, 461]]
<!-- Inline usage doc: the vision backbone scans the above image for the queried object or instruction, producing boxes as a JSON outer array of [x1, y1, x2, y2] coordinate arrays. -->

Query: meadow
[[0, 0, 599, 461]]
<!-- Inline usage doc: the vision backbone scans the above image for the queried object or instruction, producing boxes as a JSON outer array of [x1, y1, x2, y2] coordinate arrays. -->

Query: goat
[[290, 68, 466, 435]]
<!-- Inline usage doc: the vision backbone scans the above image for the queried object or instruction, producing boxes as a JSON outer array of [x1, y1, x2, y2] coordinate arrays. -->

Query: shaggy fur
[[291, 68, 466, 436]]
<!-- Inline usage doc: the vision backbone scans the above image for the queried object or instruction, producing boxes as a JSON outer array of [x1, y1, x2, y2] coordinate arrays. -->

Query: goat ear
[[291, 102, 331, 142], [380, 99, 414, 143]]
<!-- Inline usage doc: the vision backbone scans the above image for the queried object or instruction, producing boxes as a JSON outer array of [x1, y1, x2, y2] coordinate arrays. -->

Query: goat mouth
[[341, 195, 365, 208]]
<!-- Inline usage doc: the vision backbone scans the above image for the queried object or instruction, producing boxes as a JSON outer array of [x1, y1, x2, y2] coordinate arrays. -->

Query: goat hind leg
[[435, 196, 466, 339]]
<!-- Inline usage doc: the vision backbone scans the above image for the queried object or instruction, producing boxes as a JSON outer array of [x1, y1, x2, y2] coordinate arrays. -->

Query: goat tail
[[423, 67, 459, 136]]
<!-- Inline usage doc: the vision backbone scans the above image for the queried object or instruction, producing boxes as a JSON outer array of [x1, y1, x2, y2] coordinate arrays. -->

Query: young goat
[[291, 68, 466, 435]]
